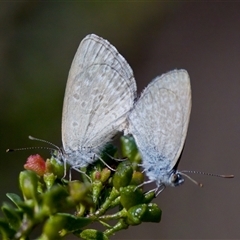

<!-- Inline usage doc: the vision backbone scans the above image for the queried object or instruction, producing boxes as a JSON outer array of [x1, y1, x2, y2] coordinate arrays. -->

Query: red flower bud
[[24, 154, 46, 176]]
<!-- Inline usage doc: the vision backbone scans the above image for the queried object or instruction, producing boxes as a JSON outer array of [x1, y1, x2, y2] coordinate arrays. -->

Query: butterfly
[[60, 34, 137, 172], [127, 69, 191, 193]]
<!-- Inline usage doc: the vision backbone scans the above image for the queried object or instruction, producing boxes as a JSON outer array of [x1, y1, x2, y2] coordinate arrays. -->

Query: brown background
[[0, 2, 239, 239]]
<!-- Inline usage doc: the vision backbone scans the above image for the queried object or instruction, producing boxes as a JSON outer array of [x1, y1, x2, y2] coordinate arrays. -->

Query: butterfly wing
[[128, 70, 191, 176], [62, 34, 137, 153]]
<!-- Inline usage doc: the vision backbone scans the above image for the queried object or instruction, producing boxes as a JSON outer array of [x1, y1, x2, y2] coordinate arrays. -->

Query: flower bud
[[140, 203, 161, 223], [120, 185, 144, 210], [121, 136, 141, 164], [80, 229, 108, 240], [113, 161, 133, 190], [45, 157, 65, 178], [24, 154, 46, 176]]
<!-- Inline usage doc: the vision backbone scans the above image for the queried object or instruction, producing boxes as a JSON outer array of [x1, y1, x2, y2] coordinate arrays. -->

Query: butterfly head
[[169, 170, 185, 187]]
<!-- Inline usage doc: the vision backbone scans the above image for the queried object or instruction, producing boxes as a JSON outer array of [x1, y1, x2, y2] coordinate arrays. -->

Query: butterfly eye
[[171, 173, 178, 183], [171, 173, 184, 186]]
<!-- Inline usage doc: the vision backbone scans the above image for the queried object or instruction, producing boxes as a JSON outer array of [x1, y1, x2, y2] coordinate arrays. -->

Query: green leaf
[[57, 213, 93, 232], [0, 218, 16, 239], [6, 193, 23, 208], [42, 214, 67, 239], [1, 203, 22, 230], [19, 170, 39, 201], [42, 214, 93, 238], [42, 185, 70, 215], [16, 201, 34, 218]]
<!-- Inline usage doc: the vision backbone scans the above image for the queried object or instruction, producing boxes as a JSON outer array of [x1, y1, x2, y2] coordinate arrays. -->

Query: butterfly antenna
[[181, 170, 234, 179], [6, 146, 57, 153], [6, 136, 61, 153], [180, 170, 234, 187], [180, 172, 203, 187], [28, 135, 61, 152]]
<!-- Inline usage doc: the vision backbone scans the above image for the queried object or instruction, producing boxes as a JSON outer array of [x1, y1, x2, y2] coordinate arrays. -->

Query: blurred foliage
[[0, 136, 161, 239]]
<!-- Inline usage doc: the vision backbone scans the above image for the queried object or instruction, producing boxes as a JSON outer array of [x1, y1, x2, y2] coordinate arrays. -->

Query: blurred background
[[0, 2, 239, 239]]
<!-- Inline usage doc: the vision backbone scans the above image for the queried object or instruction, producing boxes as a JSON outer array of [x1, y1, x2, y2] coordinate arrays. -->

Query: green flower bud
[[45, 157, 65, 179], [120, 185, 144, 210], [127, 204, 147, 225], [143, 191, 156, 204], [140, 203, 161, 223], [80, 229, 109, 240], [127, 203, 161, 225], [100, 168, 111, 183], [92, 180, 103, 204], [43, 173, 57, 190], [121, 136, 141, 164], [113, 161, 133, 190], [130, 171, 144, 186]]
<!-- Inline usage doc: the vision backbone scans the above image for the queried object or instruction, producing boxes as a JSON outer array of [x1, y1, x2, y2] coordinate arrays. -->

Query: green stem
[[95, 187, 119, 216], [99, 209, 127, 221], [104, 219, 129, 237]]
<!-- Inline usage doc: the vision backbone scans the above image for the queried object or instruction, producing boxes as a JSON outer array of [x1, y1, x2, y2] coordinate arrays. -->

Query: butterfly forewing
[[62, 34, 137, 155], [128, 70, 191, 176]]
